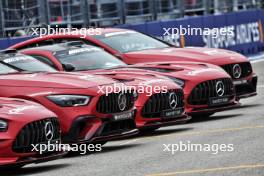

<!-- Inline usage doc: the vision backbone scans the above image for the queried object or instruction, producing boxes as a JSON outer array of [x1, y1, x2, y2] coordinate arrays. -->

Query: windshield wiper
[[0, 61, 25, 72]]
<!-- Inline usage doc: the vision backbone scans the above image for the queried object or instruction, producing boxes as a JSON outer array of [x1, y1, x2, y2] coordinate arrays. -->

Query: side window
[[31, 55, 57, 69]]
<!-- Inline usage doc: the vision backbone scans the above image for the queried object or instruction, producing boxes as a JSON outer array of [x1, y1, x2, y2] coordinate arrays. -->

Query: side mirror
[[62, 63, 75, 72]]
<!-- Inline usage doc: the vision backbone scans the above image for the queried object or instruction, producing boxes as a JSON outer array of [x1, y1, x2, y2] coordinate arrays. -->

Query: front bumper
[[233, 74, 258, 99], [63, 109, 139, 144], [0, 151, 67, 169], [187, 101, 241, 115], [137, 114, 191, 130]]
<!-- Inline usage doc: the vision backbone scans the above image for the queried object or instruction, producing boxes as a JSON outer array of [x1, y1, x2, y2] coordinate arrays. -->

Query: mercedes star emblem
[[232, 64, 242, 79], [216, 81, 225, 97], [45, 121, 54, 141], [118, 93, 127, 111], [169, 92, 178, 109]]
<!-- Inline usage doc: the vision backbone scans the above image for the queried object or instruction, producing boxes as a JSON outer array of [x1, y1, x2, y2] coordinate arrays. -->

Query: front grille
[[221, 62, 252, 79], [188, 78, 235, 105], [96, 92, 135, 114], [99, 119, 136, 136], [13, 118, 60, 153], [142, 90, 184, 118]]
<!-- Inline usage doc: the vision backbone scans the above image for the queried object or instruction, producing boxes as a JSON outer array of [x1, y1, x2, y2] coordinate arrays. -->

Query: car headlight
[[0, 119, 8, 132], [47, 95, 91, 107], [167, 77, 185, 88]]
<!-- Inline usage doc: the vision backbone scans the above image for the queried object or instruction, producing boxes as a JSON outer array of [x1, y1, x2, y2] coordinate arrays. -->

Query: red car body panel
[[0, 98, 66, 168], [0, 52, 189, 132], [0, 57, 139, 143], [18, 48, 190, 129], [20, 44, 238, 121], [10, 29, 257, 99]]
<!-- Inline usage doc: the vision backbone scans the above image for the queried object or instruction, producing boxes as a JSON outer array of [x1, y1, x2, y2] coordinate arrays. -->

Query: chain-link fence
[[0, 0, 264, 37]]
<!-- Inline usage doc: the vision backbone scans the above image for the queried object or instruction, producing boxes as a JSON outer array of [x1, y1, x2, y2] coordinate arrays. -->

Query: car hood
[[124, 47, 248, 65], [0, 97, 55, 121], [132, 61, 231, 81], [84, 68, 181, 89], [0, 72, 117, 89]]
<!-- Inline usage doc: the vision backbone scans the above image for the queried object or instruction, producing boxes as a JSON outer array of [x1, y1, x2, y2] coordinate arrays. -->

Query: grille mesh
[[13, 117, 60, 153], [188, 78, 235, 105], [96, 92, 135, 114], [221, 62, 252, 79], [142, 90, 184, 118]]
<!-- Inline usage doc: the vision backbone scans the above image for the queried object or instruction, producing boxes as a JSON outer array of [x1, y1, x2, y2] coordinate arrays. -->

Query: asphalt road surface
[[3, 59, 264, 176]]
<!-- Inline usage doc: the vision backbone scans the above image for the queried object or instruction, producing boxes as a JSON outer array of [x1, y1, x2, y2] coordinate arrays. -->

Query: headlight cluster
[[47, 95, 91, 107], [0, 119, 8, 132], [167, 76, 185, 88]]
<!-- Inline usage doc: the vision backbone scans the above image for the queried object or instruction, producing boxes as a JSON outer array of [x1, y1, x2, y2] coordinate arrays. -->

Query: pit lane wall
[[117, 9, 264, 56], [1, 10, 264, 56]]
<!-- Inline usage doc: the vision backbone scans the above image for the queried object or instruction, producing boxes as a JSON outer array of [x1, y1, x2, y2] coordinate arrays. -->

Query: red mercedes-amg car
[[10, 28, 257, 100], [19, 42, 239, 119], [0, 51, 140, 143], [0, 50, 189, 132], [0, 97, 66, 169]]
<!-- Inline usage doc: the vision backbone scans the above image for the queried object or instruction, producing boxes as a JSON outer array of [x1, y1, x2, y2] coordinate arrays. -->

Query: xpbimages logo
[[163, 141, 234, 155], [31, 141, 102, 155], [97, 82, 168, 96], [30, 25, 102, 38]]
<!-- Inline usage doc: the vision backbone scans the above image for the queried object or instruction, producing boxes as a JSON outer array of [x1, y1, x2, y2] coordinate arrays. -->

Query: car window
[[95, 31, 169, 53], [32, 55, 57, 69], [2, 55, 57, 72], [55, 47, 126, 71], [0, 63, 18, 74]]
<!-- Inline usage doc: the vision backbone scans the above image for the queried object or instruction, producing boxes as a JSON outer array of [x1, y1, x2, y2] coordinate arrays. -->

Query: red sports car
[[0, 50, 189, 132], [10, 28, 257, 100], [0, 51, 139, 143], [19, 42, 239, 119], [0, 97, 66, 169]]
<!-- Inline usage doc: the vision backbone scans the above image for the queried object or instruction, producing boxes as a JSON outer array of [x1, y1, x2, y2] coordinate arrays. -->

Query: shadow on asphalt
[[189, 113, 243, 123], [100, 143, 143, 153], [106, 128, 193, 143], [65, 143, 142, 158], [138, 127, 193, 137], [235, 103, 263, 109], [0, 163, 70, 176]]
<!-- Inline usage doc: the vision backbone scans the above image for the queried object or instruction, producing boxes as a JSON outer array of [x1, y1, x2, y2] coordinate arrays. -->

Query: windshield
[[0, 63, 18, 74], [95, 31, 169, 53], [2, 55, 57, 72], [55, 47, 126, 71]]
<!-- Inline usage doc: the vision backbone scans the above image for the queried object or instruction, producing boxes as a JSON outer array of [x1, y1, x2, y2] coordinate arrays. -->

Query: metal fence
[[0, 0, 264, 37]]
